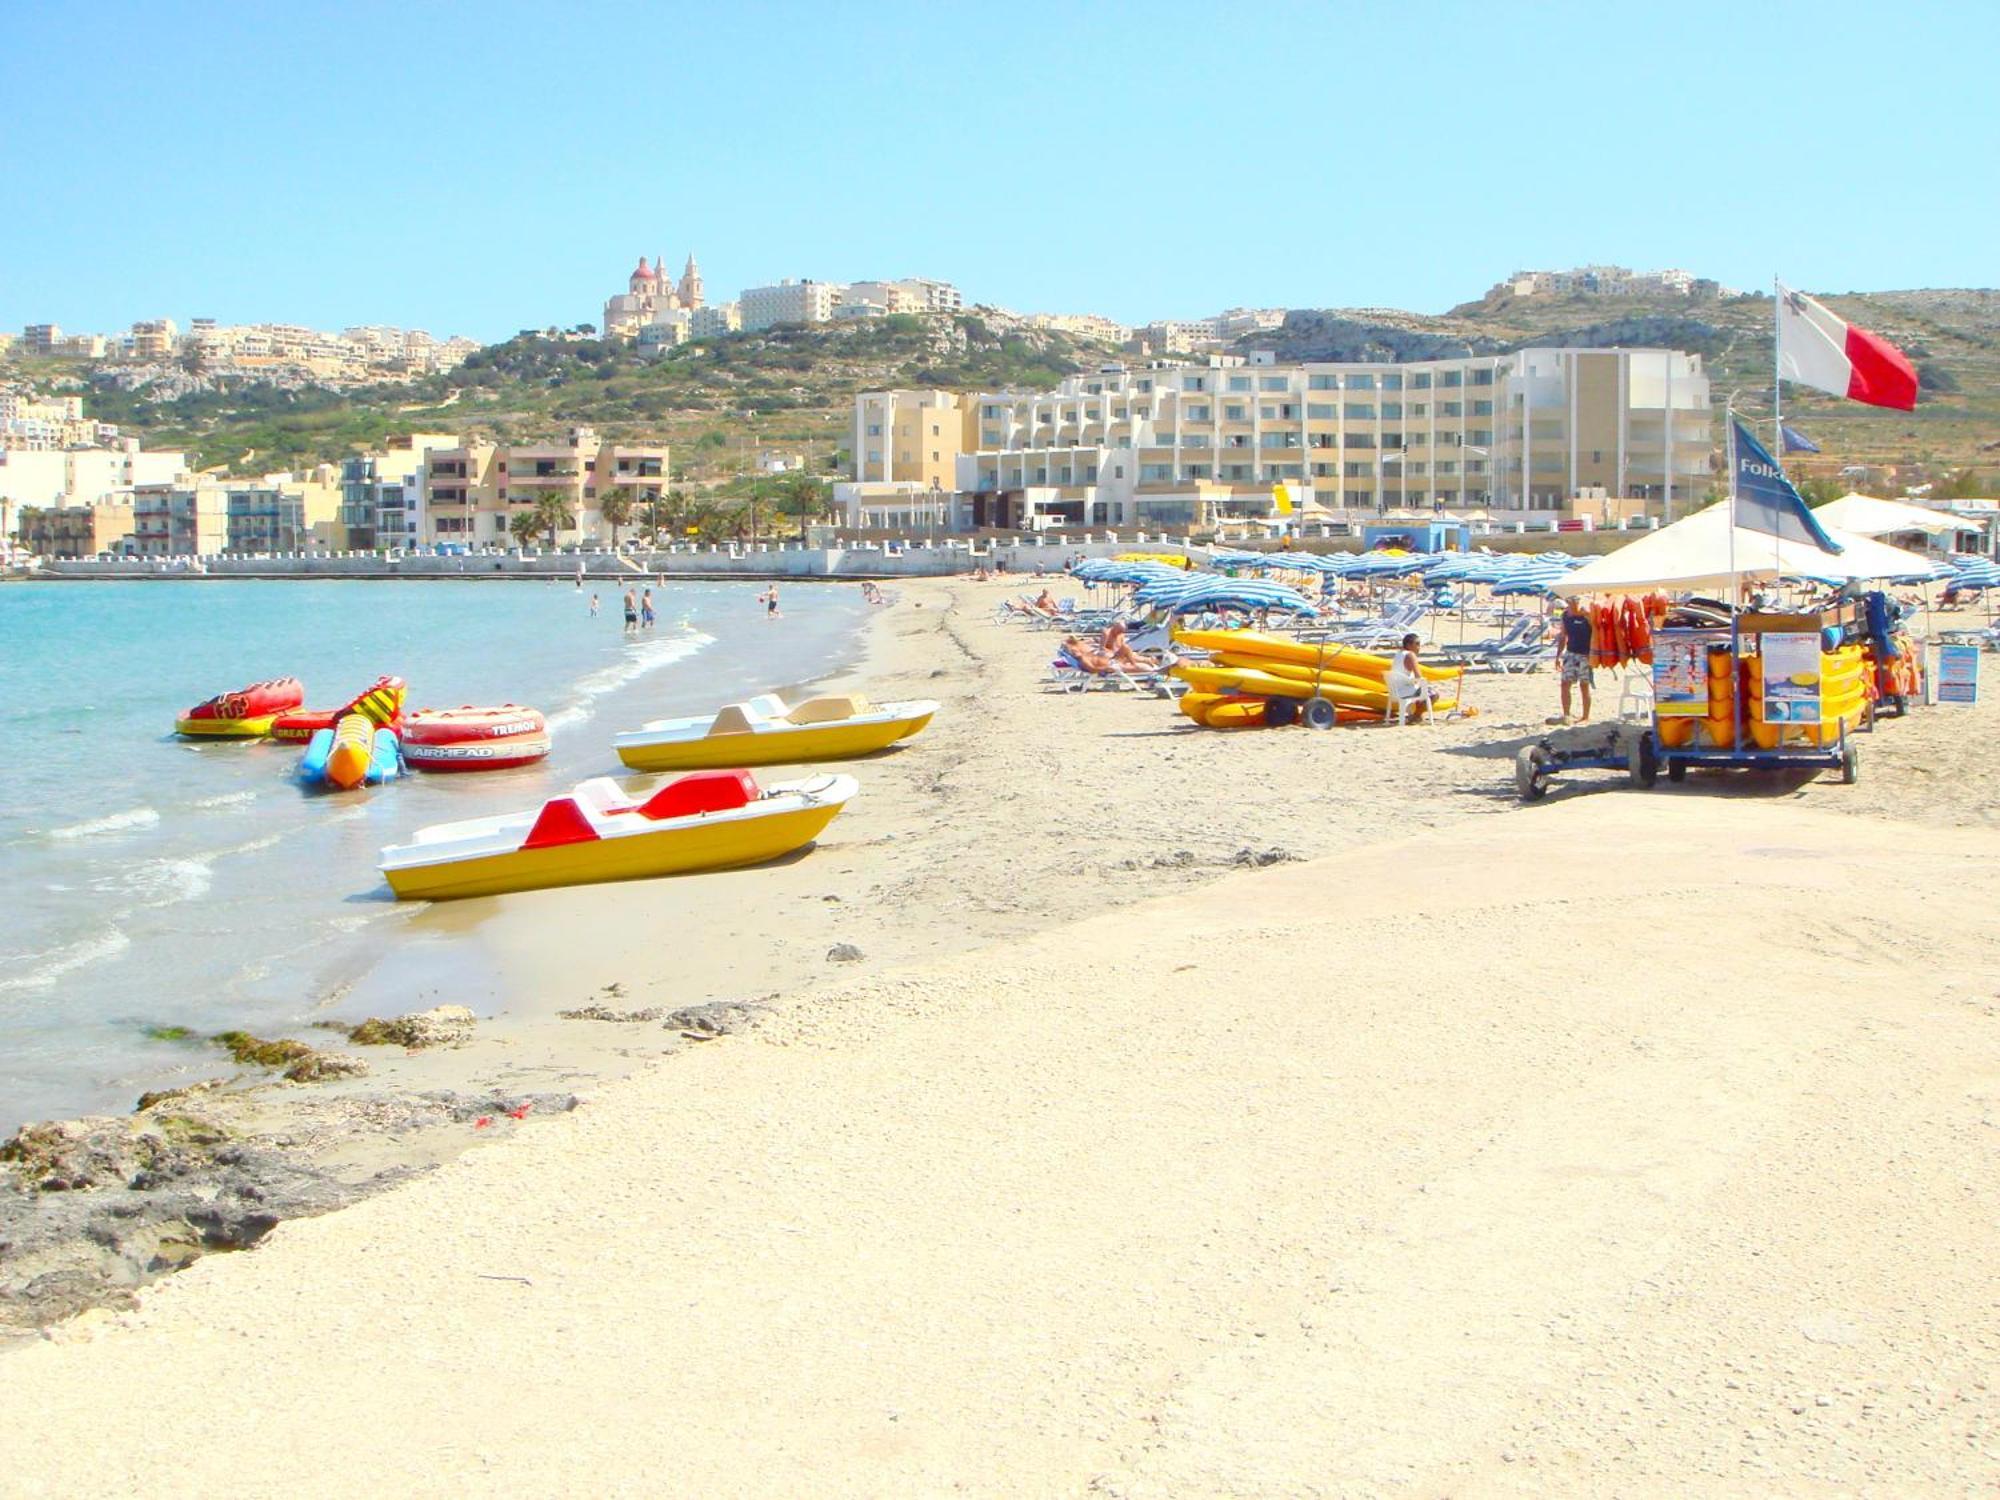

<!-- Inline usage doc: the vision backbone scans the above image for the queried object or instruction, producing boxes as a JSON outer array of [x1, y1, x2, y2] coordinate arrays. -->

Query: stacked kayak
[[176, 677, 305, 738], [1170, 630, 1465, 728], [378, 768, 857, 900], [271, 675, 407, 743], [614, 693, 936, 772], [299, 713, 403, 790], [402, 705, 550, 773]]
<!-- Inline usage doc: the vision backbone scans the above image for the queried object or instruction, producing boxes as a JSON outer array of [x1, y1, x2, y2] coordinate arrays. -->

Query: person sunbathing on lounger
[[1064, 634, 1164, 675], [1098, 621, 1170, 672]]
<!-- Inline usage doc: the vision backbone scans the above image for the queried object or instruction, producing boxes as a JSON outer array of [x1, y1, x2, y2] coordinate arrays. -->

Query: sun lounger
[[1043, 644, 1178, 697]]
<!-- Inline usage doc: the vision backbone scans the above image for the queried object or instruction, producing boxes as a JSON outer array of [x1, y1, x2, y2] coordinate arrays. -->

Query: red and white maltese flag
[[1776, 283, 1919, 411]]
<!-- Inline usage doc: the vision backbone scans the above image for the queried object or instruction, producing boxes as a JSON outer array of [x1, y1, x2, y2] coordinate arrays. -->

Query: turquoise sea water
[[0, 578, 866, 1133]]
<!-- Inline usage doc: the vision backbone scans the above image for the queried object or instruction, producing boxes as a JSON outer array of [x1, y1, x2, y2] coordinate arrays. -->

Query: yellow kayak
[[614, 694, 936, 772], [380, 771, 857, 901], [1173, 628, 1461, 684]]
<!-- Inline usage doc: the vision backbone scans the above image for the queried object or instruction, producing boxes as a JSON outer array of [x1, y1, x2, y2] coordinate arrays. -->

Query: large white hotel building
[[845, 346, 1711, 532]]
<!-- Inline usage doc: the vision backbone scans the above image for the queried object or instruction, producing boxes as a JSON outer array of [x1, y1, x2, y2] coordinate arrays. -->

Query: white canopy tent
[[1551, 502, 1941, 597], [1814, 493, 1978, 540]]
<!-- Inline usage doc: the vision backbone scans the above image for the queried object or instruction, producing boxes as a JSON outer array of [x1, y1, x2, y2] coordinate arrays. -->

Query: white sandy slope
[[4, 793, 1997, 1498]]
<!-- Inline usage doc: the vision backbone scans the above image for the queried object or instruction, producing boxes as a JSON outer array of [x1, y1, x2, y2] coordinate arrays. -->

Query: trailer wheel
[[1515, 744, 1553, 802], [1842, 744, 1861, 784], [1262, 696, 1299, 728], [1666, 756, 1688, 783], [1301, 696, 1338, 730], [1627, 731, 1659, 788]]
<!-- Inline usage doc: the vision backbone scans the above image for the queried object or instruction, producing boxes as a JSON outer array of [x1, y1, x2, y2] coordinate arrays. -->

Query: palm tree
[[508, 509, 542, 549], [598, 486, 636, 550], [533, 491, 575, 548], [771, 471, 830, 541]]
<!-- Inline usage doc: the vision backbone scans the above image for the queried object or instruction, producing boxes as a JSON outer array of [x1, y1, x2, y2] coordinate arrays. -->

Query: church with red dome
[[603, 253, 704, 341]]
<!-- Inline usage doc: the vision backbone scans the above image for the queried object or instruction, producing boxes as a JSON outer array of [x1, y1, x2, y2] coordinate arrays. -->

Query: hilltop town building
[[846, 348, 1710, 532], [1493, 266, 1729, 299], [740, 277, 962, 332]]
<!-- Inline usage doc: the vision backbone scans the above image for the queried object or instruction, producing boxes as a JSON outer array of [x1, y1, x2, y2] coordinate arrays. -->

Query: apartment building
[[224, 469, 342, 554], [421, 427, 671, 546], [133, 483, 229, 556], [740, 277, 961, 332], [858, 347, 1709, 533], [0, 441, 188, 509], [16, 500, 136, 558], [339, 434, 456, 549]]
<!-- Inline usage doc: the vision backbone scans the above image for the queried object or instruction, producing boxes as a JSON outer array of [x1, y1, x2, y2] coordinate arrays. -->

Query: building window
[[1227, 376, 1252, 391], [1259, 376, 1288, 391], [1183, 376, 1207, 392], [1409, 373, 1432, 390], [1380, 373, 1403, 391], [1381, 402, 1403, 419], [1471, 368, 1494, 386], [1223, 404, 1247, 422], [1307, 403, 1335, 419], [1183, 463, 1210, 479], [866, 424, 881, 436], [1472, 400, 1493, 416], [1185, 404, 1210, 421], [1344, 403, 1374, 419], [1437, 370, 1463, 388], [1346, 374, 1377, 391], [1440, 402, 1463, 417], [1309, 374, 1338, 390]]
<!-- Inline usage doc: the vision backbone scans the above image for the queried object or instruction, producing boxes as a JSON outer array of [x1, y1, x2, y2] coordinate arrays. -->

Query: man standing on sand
[[1557, 598, 1594, 723]]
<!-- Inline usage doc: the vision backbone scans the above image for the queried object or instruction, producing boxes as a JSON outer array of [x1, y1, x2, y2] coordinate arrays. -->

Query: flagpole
[[1727, 407, 1742, 753], [1771, 277, 1786, 584]]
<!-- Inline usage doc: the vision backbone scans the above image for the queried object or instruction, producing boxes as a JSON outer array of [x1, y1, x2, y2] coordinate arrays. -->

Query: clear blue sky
[[4, 0, 1994, 342]]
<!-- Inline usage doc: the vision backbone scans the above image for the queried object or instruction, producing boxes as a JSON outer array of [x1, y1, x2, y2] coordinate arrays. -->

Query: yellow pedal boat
[[613, 693, 936, 773], [379, 768, 857, 901]]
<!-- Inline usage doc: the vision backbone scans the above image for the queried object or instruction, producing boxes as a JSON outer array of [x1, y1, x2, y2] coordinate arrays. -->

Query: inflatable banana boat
[[299, 713, 402, 790], [271, 675, 406, 743]]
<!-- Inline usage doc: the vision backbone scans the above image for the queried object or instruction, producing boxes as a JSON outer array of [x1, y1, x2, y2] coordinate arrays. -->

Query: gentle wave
[[191, 791, 258, 811], [47, 807, 160, 841], [0, 927, 132, 995], [114, 856, 215, 908], [546, 628, 715, 732]]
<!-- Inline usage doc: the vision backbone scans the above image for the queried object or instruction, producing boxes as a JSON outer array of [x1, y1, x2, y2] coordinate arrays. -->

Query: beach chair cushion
[[706, 702, 761, 737], [522, 796, 601, 850], [784, 694, 871, 725], [638, 769, 758, 820]]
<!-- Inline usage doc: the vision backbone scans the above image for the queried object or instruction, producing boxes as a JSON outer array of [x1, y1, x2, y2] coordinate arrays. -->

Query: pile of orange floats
[[401, 705, 551, 772]]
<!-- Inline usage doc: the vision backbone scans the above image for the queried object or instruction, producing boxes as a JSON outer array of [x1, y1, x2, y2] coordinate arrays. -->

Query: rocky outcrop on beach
[[0, 1087, 576, 1342]]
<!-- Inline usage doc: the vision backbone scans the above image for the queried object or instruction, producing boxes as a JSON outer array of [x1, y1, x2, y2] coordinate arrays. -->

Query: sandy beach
[[4, 577, 1998, 1496]]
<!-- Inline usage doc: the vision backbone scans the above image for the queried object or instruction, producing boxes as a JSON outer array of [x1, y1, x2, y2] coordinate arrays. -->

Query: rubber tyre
[[1301, 696, 1338, 730], [1627, 731, 1659, 788], [1262, 696, 1299, 728], [1515, 744, 1552, 802], [1666, 756, 1688, 783], [1842, 744, 1860, 785]]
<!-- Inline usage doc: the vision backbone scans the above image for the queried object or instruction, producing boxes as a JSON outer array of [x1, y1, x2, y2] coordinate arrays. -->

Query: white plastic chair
[[1383, 667, 1434, 726]]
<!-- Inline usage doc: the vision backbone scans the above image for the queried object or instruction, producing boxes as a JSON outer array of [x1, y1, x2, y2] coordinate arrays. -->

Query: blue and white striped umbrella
[[1947, 558, 2000, 589]]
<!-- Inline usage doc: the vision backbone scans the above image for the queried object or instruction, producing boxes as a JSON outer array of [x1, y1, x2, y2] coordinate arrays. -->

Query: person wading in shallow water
[[622, 588, 639, 633], [762, 584, 782, 620]]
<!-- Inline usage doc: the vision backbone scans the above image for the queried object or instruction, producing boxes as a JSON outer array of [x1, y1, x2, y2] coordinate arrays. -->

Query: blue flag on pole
[[1780, 423, 1821, 454], [1733, 420, 1842, 552]]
